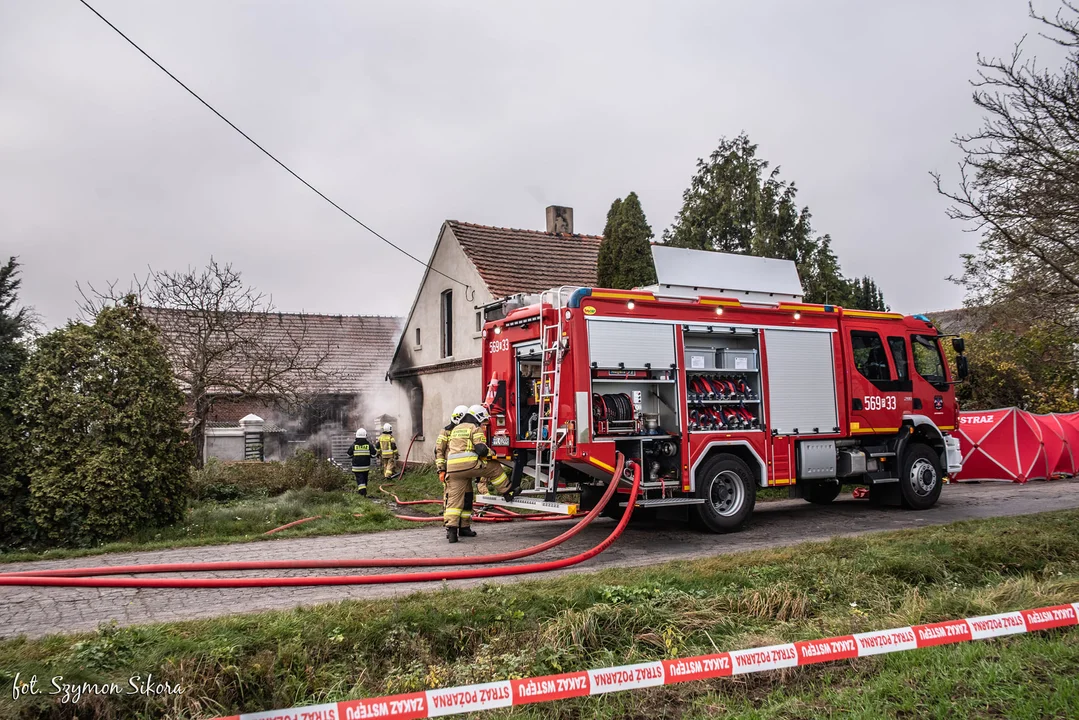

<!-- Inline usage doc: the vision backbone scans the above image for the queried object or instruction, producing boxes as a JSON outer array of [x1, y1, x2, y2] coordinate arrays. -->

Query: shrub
[[21, 299, 194, 547], [188, 451, 351, 501]]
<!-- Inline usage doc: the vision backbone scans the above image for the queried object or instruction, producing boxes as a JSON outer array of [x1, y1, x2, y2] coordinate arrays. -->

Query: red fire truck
[[479, 251, 968, 532]]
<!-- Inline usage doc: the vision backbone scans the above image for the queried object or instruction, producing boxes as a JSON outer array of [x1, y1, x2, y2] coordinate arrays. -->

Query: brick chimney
[[545, 206, 574, 235]]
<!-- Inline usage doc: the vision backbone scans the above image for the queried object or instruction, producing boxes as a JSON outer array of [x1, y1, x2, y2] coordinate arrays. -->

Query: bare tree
[[80, 259, 336, 466], [934, 1, 1079, 330]]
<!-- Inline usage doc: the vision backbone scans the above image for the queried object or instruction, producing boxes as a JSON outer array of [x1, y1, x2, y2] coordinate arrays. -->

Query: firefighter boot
[[458, 527, 477, 538], [446, 527, 458, 544]]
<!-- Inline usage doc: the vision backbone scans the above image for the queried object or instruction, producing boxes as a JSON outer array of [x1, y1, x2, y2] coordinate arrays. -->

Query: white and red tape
[[212, 602, 1079, 720]]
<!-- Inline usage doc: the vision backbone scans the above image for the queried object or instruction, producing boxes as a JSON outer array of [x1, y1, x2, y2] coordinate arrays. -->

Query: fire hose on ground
[[0, 454, 635, 587]]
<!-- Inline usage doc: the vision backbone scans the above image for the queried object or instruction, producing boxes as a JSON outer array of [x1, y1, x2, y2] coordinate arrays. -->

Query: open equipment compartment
[[514, 341, 544, 440], [585, 319, 682, 439], [683, 324, 764, 433]]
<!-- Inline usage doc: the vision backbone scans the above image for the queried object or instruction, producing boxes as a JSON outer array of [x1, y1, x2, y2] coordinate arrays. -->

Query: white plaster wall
[[384, 225, 500, 461], [406, 365, 483, 462], [405, 225, 494, 366]]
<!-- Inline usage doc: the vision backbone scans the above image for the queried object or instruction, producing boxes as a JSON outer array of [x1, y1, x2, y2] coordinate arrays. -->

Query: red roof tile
[[447, 221, 603, 298]]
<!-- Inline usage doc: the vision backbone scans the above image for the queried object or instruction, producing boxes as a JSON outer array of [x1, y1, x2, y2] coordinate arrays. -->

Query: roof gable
[[447, 221, 603, 298]]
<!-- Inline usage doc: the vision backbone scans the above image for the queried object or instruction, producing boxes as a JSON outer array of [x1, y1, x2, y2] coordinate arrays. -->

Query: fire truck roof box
[[641, 245, 804, 304]]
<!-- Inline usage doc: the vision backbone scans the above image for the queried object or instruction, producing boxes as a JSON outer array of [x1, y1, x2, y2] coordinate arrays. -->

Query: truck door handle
[[852, 399, 863, 410], [913, 399, 923, 410]]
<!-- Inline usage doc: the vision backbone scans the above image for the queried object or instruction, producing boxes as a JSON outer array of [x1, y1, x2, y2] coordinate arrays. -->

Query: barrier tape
[[210, 602, 1079, 720]]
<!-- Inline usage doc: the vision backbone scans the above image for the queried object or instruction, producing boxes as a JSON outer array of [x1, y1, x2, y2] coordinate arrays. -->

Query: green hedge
[[20, 302, 194, 548], [189, 450, 352, 501]]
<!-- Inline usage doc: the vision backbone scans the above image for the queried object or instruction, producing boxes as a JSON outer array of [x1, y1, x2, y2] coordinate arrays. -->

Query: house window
[[440, 290, 453, 358], [476, 311, 482, 332], [415, 327, 421, 347]]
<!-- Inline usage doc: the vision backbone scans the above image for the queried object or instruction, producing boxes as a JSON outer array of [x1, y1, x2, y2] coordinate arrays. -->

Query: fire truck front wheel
[[899, 443, 943, 510], [693, 454, 757, 533]]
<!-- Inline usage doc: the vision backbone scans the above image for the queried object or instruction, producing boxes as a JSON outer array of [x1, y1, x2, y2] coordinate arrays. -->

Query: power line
[[76, 0, 470, 291]]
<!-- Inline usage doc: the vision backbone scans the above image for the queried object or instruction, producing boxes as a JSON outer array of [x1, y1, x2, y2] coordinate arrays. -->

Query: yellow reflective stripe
[[447, 457, 478, 467], [444, 508, 461, 517]]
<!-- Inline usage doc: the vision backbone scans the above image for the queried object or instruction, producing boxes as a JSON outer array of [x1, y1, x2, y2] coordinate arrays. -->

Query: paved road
[[2, 480, 1078, 640]]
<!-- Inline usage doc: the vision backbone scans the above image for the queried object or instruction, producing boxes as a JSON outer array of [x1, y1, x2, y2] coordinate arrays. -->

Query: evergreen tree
[[597, 198, 624, 288], [22, 297, 194, 546], [664, 134, 886, 307], [847, 276, 889, 312], [597, 192, 658, 289], [0, 258, 33, 547]]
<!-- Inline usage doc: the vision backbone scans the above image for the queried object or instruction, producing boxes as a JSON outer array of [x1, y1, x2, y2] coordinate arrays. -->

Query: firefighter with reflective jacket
[[377, 423, 399, 479], [435, 405, 469, 485], [443, 404, 511, 543], [346, 428, 374, 496]]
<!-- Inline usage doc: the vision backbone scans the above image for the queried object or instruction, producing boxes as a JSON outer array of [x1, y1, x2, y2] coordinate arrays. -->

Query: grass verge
[[2, 510, 1078, 719], [0, 468, 446, 565]]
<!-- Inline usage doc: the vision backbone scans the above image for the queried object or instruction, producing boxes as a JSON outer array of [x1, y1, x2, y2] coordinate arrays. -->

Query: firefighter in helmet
[[435, 405, 469, 485], [346, 428, 374, 496], [377, 423, 399, 479], [443, 404, 511, 543]]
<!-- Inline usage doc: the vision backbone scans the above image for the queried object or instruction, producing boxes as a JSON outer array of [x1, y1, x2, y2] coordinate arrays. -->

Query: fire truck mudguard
[[479, 248, 967, 534]]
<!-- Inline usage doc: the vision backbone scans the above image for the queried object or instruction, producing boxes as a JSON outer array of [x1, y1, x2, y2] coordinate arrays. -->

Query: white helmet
[[383, 423, 392, 433], [355, 428, 366, 438], [468, 404, 490, 424], [451, 405, 469, 424]]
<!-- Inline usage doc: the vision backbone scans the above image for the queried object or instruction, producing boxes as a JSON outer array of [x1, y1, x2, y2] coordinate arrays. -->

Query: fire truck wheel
[[899, 443, 943, 510], [693, 454, 756, 533], [803, 479, 841, 505]]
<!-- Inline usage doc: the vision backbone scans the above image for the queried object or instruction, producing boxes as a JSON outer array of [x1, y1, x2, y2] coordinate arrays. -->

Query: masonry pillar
[[239, 414, 265, 461]]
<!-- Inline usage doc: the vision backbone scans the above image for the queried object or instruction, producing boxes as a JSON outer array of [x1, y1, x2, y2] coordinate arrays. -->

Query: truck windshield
[[911, 335, 947, 384]]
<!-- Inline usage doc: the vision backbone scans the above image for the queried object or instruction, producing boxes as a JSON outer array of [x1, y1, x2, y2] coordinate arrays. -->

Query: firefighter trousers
[[381, 457, 397, 479], [443, 473, 473, 528], [451, 459, 510, 498], [352, 468, 369, 495]]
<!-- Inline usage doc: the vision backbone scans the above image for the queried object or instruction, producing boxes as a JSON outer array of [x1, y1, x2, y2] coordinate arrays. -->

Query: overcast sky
[[1, 0, 1051, 328]]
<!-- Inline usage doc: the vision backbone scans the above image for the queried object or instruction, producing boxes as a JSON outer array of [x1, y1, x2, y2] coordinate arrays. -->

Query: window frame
[[911, 334, 949, 390], [440, 289, 453, 358], [887, 336, 910, 382], [850, 329, 912, 393], [850, 330, 892, 383]]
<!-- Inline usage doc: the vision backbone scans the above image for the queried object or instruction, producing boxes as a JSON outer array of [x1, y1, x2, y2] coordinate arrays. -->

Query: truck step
[[476, 494, 579, 516], [619, 498, 706, 508], [518, 486, 581, 496]]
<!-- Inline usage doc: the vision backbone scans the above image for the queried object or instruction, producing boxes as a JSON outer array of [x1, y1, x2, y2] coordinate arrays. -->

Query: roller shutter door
[[764, 329, 839, 435], [587, 320, 676, 370]]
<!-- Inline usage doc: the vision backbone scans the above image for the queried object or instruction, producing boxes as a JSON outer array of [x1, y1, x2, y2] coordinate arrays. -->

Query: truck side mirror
[[951, 337, 965, 354], [956, 355, 969, 380]]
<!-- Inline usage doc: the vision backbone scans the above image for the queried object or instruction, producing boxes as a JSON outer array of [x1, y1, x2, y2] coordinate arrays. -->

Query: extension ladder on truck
[[475, 287, 578, 515], [534, 287, 573, 501]]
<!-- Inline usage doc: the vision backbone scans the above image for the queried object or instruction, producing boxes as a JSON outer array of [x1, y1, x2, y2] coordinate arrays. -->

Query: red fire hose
[[0, 460, 640, 588], [1, 455, 627, 579]]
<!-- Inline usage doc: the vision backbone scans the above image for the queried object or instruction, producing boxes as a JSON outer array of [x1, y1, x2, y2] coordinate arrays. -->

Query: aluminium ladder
[[533, 287, 573, 501]]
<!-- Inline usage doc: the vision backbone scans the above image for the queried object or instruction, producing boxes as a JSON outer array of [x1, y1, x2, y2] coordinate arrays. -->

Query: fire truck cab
[[479, 247, 967, 532]]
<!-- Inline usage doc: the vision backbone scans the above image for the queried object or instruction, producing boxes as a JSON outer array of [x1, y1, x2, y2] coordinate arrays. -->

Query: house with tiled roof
[[145, 307, 403, 462], [388, 206, 602, 459]]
